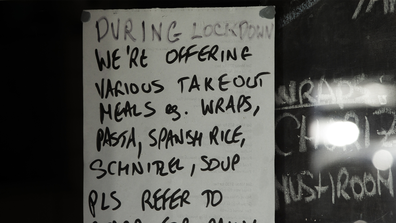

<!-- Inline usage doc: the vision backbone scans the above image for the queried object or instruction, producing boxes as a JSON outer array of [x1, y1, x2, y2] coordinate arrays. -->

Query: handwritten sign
[[83, 7, 275, 223]]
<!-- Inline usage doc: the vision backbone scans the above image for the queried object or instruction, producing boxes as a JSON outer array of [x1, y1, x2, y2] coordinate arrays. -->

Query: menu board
[[275, 0, 396, 222]]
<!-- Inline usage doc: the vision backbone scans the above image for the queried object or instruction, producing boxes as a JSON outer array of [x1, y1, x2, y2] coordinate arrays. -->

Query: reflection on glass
[[364, 82, 396, 107], [311, 120, 360, 147], [372, 149, 394, 171], [324, 121, 360, 146]]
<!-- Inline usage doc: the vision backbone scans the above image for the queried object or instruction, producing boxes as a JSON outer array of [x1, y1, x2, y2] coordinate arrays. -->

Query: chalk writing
[[275, 74, 396, 110], [352, 0, 395, 19], [276, 75, 396, 222], [276, 108, 396, 157], [276, 167, 394, 208], [279, 0, 322, 28], [274, 0, 396, 221]]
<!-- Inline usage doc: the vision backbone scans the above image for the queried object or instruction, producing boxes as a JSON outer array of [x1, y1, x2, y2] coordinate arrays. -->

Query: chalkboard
[[274, 0, 396, 222]]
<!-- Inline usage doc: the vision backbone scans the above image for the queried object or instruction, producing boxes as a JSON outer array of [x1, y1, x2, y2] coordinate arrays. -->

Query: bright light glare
[[364, 83, 395, 107], [324, 121, 359, 146], [372, 150, 394, 170]]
